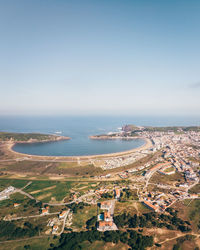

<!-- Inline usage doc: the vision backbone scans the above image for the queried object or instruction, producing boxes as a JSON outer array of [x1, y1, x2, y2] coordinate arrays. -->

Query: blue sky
[[0, 0, 200, 116]]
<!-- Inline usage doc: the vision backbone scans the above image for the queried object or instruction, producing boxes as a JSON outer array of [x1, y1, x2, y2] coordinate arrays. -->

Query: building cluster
[[139, 130, 200, 212], [142, 191, 176, 212], [142, 185, 199, 213], [97, 200, 118, 231], [0, 186, 16, 201], [96, 128, 199, 171], [47, 209, 70, 234], [100, 151, 149, 170]]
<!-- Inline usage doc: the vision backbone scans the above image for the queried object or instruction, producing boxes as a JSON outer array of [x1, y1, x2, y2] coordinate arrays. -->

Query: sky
[[0, 0, 200, 116]]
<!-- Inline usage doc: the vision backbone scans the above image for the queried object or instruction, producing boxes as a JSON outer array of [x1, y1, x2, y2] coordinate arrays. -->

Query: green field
[[24, 180, 73, 202], [0, 236, 58, 250], [72, 205, 97, 230], [0, 178, 100, 203], [0, 179, 28, 191]]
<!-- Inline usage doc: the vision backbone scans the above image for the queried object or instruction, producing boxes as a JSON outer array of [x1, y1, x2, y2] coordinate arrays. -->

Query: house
[[52, 225, 58, 233], [13, 203, 20, 208], [143, 200, 158, 212], [104, 211, 112, 222], [98, 220, 113, 230], [41, 208, 49, 215], [100, 201, 111, 210], [59, 210, 67, 219], [190, 194, 198, 198]]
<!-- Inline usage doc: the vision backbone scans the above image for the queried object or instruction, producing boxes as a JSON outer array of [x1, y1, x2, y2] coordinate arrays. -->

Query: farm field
[[24, 180, 73, 203], [0, 179, 28, 191]]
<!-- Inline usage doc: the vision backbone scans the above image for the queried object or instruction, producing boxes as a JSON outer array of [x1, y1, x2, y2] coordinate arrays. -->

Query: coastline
[[89, 135, 142, 140], [4, 137, 152, 160]]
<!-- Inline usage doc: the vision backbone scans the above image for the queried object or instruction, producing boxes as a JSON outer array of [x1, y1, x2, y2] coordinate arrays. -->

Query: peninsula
[[90, 124, 200, 140], [0, 132, 70, 143]]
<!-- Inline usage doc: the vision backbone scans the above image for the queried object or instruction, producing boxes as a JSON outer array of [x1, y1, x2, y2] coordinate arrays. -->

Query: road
[[17, 189, 39, 202], [21, 181, 32, 190], [109, 200, 115, 216], [58, 209, 70, 235], [144, 169, 158, 188]]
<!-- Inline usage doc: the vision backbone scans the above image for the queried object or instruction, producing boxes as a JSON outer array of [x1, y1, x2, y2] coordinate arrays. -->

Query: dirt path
[[158, 233, 200, 245], [132, 201, 139, 215]]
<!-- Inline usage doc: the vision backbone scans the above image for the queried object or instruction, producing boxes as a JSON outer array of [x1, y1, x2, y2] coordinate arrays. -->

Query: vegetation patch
[[114, 211, 191, 232], [0, 220, 40, 240], [70, 204, 97, 230], [0, 178, 28, 191], [51, 229, 153, 250], [0, 132, 62, 142], [172, 234, 198, 250], [150, 172, 184, 185], [119, 189, 138, 202], [187, 200, 200, 230]]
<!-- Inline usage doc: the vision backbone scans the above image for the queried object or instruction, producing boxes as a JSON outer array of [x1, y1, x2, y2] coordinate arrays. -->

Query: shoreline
[[89, 135, 141, 140], [5, 137, 152, 160]]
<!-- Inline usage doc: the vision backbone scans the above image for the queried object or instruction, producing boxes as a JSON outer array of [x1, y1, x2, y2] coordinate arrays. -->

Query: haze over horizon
[[0, 0, 200, 116]]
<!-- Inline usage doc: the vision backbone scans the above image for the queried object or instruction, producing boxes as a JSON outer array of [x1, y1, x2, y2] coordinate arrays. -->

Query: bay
[[0, 115, 199, 156]]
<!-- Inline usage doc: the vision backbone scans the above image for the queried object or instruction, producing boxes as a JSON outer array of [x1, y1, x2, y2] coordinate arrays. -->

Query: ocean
[[0, 115, 199, 156]]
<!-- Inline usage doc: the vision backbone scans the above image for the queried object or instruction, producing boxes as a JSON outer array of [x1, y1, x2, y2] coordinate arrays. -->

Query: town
[[0, 125, 199, 249]]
